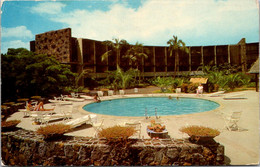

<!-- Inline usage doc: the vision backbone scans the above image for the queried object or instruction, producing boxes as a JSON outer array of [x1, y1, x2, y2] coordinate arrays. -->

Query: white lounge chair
[[223, 111, 242, 131], [119, 90, 125, 95], [175, 88, 181, 94], [124, 122, 142, 138], [32, 105, 72, 124], [108, 90, 114, 96], [134, 88, 138, 93], [80, 95, 93, 100], [63, 97, 85, 102], [223, 93, 246, 100], [71, 92, 79, 98], [97, 91, 104, 97], [65, 115, 90, 128], [49, 97, 73, 105], [208, 91, 225, 97]]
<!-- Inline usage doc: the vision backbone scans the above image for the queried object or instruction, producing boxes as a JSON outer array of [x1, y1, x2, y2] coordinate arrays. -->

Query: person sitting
[[196, 83, 203, 96], [26, 101, 34, 111], [147, 120, 165, 132], [93, 94, 101, 103], [34, 101, 55, 111]]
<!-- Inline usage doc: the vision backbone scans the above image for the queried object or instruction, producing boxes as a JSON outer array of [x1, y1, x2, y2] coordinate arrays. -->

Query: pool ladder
[[145, 108, 160, 119]]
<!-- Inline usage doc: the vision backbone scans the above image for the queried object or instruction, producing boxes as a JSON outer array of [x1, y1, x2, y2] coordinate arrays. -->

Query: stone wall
[[1, 129, 225, 166], [35, 28, 72, 63]]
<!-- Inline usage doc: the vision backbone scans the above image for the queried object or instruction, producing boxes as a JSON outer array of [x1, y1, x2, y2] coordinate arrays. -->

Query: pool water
[[83, 97, 220, 117]]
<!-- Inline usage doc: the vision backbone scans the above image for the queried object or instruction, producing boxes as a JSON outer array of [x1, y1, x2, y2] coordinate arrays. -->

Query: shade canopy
[[248, 58, 259, 74], [190, 78, 208, 84]]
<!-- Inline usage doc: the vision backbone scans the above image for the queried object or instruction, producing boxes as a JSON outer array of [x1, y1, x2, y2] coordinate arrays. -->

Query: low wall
[[1, 129, 225, 166]]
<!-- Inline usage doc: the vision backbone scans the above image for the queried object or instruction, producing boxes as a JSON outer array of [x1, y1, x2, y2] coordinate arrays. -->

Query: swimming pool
[[83, 97, 220, 117]]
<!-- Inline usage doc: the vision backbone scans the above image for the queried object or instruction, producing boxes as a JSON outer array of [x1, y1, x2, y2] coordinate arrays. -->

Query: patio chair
[[89, 117, 104, 137], [124, 121, 142, 138], [223, 111, 242, 131]]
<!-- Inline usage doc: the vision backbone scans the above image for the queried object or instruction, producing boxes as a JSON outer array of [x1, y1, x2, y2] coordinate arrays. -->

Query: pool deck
[[7, 90, 259, 165]]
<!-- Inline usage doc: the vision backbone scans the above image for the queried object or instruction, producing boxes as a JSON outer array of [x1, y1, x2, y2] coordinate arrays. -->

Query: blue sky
[[1, 0, 259, 54]]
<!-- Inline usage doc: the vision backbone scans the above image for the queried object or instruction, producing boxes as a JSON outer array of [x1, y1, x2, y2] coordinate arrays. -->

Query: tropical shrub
[[172, 78, 185, 89], [1, 48, 76, 102], [181, 83, 189, 93], [99, 66, 139, 90], [179, 125, 220, 137], [151, 77, 175, 92], [1, 120, 21, 128], [223, 72, 251, 91], [187, 83, 199, 93], [98, 125, 136, 144], [36, 123, 71, 140]]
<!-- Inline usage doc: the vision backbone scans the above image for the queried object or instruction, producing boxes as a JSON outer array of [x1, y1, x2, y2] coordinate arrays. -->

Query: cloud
[[2, 26, 33, 38], [1, 40, 30, 54], [36, 0, 259, 46], [31, 2, 65, 14]]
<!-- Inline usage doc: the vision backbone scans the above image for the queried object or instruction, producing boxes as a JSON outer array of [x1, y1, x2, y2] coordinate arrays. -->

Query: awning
[[190, 78, 208, 84], [248, 58, 259, 74]]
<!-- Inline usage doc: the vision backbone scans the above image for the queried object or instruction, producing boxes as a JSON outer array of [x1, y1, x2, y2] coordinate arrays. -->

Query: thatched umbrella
[[248, 58, 259, 92]]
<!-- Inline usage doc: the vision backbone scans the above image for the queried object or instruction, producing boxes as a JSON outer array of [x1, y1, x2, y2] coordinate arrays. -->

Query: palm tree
[[167, 35, 189, 77], [101, 38, 129, 67], [124, 42, 149, 76]]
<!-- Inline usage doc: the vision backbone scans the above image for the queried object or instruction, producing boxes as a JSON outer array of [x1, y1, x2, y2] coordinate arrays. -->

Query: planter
[[189, 135, 216, 144]]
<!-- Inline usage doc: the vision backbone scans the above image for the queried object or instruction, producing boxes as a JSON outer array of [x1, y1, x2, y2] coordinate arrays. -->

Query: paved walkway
[[7, 90, 259, 165]]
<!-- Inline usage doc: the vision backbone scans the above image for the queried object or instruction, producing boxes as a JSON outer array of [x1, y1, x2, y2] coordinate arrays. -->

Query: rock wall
[[1, 129, 225, 166], [35, 28, 72, 63]]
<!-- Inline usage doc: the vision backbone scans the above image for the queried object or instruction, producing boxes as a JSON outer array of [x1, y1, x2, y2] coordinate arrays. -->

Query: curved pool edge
[[78, 93, 223, 118]]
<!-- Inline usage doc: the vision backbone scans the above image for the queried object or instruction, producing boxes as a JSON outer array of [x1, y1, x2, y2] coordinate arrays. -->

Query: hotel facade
[[30, 28, 259, 85]]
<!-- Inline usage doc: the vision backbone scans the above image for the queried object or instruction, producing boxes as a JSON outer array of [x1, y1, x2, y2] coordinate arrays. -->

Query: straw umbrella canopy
[[248, 58, 259, 91]]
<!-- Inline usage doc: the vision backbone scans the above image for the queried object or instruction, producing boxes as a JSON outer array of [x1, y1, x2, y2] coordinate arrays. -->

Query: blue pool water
[[83, 97, 220, 117]]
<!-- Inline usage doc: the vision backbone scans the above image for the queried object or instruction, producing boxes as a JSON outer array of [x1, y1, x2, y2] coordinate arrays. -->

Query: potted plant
[[179, 125, 220, 144], [1, 120, 21, 131], [36, 123, 71, 140]]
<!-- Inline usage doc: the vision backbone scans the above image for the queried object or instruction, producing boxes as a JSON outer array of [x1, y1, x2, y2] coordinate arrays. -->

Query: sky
[[1, 0, 259, 54]]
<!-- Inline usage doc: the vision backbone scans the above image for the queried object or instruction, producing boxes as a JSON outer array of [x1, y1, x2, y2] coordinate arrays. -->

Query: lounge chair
[[175, 88, 181, 94], [208, 91, 225, 97], [223, 93, 246, 100], [134, 88, 138, 93], [49, 97, 73, 105], [97, 91, 104, 97], [223, 111, 242, 131], [124, 122, 142, 138], [80, 95, 93, 100], [108, 90, 114, 96], [63, 96, 85, 102], [71, 92, 79, 98], [119, 90, 125, 95], [65, 115, 91, 128], [32, 105, 72, 124]]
